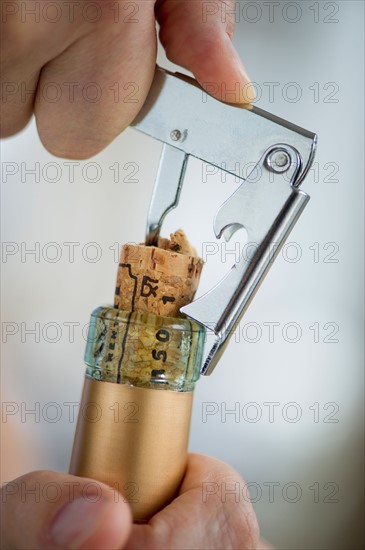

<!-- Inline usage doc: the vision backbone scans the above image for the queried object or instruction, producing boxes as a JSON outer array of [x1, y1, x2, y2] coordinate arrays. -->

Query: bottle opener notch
[[131, 67, 317, 375]]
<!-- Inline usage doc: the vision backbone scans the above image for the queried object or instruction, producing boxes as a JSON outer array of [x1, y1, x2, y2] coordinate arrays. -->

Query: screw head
[[170, 129, 182, 141], [265, 149, 291, 173]]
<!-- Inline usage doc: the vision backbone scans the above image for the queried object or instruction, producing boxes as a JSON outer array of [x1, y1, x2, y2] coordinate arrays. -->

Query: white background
[[1, 1, 364, 548]]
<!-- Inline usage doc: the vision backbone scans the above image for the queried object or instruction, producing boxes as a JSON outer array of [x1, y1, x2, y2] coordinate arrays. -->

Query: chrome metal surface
[[131, 67, 317, 374], [170, 129, 182, 141], [265, 148, 292, 173], [181, 145, 309, 375], [145, 144, 187, 246], [132, 67, 317, 187]]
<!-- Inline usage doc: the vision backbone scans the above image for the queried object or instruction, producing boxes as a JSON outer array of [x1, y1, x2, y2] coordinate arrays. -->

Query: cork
[[114, 230, 204, 318]]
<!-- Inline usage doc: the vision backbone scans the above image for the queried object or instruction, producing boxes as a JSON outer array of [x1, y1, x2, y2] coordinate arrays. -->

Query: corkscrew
[[132, 67, 317, 375]]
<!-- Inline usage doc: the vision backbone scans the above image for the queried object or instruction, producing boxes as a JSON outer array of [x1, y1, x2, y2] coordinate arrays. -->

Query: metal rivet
[[170, 129, 182, 141], [265, 149, 291, 173]]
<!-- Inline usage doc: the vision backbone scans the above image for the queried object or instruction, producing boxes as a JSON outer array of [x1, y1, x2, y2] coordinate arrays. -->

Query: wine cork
[[114, 230, 203, 318]]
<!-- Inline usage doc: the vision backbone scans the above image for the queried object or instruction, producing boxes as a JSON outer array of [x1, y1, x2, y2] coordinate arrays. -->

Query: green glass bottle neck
[[84, 306, 205, 392]]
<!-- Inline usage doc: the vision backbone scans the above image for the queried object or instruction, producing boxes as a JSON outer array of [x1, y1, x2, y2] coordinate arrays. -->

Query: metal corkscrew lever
[[131, 67, 318, 376]]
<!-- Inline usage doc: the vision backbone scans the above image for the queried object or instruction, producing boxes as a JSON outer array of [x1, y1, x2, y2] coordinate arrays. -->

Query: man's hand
[[1, 453, 272, 549], [0, 0, 253, 159]]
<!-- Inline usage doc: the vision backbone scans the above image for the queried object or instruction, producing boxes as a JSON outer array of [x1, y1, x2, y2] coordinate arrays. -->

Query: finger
[[258, 538, 275, 549], [0, 0, 91, 137], [126, 453, 260, 550], [0, 470, 132, 550], [0, 68, 39, 137], [156, 0, 255, 103], [35, 1, 157, 159]]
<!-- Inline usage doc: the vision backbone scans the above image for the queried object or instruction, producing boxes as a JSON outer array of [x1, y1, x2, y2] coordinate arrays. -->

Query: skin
[[1, 1, 268, 548], [0, 454, 272, 549], [0, 0, 254, 158]]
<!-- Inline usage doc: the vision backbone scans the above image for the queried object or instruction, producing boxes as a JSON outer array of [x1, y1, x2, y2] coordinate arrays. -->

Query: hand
[[1, 453, 272, 549], [1, 0, 253, 159]]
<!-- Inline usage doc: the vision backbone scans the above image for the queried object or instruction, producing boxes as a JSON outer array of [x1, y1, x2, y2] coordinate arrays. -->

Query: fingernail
[[50, 496, 109, 549]]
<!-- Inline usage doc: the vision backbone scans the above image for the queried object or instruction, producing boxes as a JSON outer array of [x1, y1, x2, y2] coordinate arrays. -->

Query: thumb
[[1, 471, 132, 550], [156, 0, 255, 103]]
